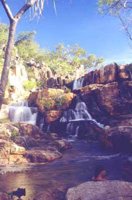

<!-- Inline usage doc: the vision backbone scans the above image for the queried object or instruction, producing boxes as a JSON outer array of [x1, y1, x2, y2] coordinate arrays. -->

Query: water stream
[[0, 140, 129, 200], [1, 94, 131, 199]]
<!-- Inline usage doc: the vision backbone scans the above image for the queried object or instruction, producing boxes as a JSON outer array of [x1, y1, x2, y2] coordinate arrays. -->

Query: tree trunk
[[0, 20, 17, 108]]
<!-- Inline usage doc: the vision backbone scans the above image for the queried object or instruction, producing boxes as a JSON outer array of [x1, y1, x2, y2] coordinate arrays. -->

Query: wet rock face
[[66, 181, 132, 200]]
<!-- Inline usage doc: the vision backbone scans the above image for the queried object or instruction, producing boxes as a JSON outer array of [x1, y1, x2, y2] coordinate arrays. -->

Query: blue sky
[[0, 0, 132, 64]]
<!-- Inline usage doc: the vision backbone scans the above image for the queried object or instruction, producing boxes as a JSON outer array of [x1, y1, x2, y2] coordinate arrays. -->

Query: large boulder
[[66, 181, 132, 200], [94, 82, 122, 116], [100, 126, 132, 153], [80, 81, 132, 117], [28, 88, 75, 113], [17, 123, 43, 139], [99, 63, 118, 84]]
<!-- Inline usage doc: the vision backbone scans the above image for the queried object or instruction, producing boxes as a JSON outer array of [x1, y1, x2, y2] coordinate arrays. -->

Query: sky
[[0, 0, 132, 64]]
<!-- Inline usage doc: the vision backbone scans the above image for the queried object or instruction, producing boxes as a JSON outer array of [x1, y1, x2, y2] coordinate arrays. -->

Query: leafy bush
[[23, 79, 37, 91]]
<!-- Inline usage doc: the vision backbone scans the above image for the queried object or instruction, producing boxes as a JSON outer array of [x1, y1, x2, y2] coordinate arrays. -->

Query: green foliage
[[0, 23, 104, 86], [11, 129, 19, 140], [0, 52, 4, 74], [55, 95, 68, 108], [38, 90, 73, 111], [16, 40, 40, 62], [98, 0, 132, 41], [42, 43, 104, 78], [98, 0, 125, 14], [0, 23, 8, 47], [0, 23, 8, 74], [23, 79, 37, 91], [14, 30, 104, 80], [15, 31, 36, 45]]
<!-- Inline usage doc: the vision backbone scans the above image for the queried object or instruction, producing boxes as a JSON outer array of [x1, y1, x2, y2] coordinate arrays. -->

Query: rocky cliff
[[71, 63, 132, 124]]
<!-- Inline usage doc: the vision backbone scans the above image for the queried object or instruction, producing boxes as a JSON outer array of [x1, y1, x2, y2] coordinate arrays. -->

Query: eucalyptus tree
[[98, 0, 132, 41], [0, 0, 51, 107]]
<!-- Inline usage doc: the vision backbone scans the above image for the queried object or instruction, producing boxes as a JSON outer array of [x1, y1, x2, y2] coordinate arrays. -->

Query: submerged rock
[[66, 181, 132, 200], [24, 149, 62, 163], [53, 139, 72, 152]]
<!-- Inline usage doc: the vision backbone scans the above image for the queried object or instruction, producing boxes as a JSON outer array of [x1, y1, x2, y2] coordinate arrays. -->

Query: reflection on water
[[0, 140, 130, 200]]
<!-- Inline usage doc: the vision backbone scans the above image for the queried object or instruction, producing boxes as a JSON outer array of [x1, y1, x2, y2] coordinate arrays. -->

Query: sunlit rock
[[66, 181, 132, 200], [0, 139, 26, 165], [28, 88, 75, 113], [118, 64, 131, 80], [0, 123, 19, 140]]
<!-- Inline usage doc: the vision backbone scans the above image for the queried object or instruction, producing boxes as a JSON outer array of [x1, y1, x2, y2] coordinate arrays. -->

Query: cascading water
[[73, 65, 85, 90], [73, 77, 84, 90], [9, 100, 37, 125], [60, 101, 104, 137]]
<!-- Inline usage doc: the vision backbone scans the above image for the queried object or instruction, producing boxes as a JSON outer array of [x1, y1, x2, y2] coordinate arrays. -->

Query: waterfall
[[60, 101, 104, 137], [73, 65, 85, 90], [60, 101, 93, 122], [73, 77, 84, 90], [9, 101, 37, 125], [74, 102, 92, 120]]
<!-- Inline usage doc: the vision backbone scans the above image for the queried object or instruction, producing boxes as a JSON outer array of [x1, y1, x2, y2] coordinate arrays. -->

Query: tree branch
[[118, 14, 132, 41], [14, 0, 38, 21], [0, 0, 14, 21]]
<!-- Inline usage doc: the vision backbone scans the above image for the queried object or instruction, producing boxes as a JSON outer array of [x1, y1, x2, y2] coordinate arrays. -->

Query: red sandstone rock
[[99, 64, 117, 84], [45, 110, 62, 123]]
